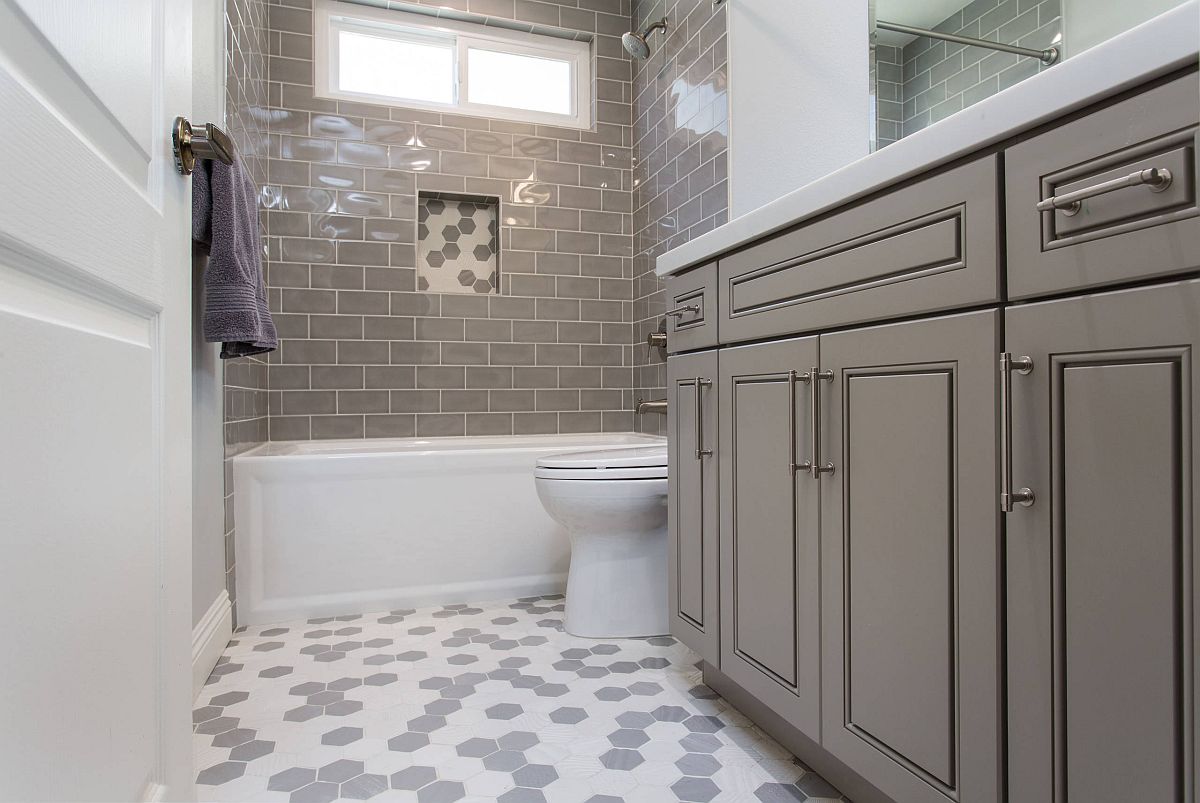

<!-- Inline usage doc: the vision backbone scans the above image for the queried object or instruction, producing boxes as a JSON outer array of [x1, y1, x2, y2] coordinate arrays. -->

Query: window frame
[[313, 0, 592, 129]]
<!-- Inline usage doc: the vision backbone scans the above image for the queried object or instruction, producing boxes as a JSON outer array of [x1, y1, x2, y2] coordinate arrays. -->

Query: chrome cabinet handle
[[1036, 167, 1173, 216], [666, 304, 701, 319], [788, 370, 812, 476], [809, 367, 835, 479], [694, 378, 713, 459], [1000, 353, 1036, 512]]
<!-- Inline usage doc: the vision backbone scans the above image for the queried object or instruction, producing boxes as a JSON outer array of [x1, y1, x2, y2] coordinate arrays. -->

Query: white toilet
[[534, 444, 668, 638]]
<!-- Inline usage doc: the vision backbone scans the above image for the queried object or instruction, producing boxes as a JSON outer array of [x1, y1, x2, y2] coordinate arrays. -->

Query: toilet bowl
[[535, 445, 668, 638]]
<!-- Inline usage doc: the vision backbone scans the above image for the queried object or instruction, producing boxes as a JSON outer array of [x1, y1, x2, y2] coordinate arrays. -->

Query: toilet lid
[[535, 445, 667, 480]]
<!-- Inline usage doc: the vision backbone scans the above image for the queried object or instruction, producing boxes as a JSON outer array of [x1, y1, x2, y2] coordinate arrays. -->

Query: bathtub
[[232, 432, 665, 626]]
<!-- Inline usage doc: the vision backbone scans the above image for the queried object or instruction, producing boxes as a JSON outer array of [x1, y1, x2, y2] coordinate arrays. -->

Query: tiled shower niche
[[417, 193, 500, 295]]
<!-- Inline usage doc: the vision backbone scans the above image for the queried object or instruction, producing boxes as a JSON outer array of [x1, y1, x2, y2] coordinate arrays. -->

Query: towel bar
[[172, 116, 235, 176]]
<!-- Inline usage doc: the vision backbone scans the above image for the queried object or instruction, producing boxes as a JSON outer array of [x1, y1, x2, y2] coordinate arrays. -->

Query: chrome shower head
[[622, 17, 668, 59]]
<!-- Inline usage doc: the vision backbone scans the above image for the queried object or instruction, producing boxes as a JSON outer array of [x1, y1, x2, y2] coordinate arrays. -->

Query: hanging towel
[[192, 156, 277, 359]]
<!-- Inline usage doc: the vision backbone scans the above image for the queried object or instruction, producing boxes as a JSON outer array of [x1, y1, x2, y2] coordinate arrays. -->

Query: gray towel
[[192, 157, 277, 359]]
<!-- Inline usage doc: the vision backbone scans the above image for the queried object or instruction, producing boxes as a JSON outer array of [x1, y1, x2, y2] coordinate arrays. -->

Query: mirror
[[870, 0, 1063, 150], [869, 0, 1190, 151]]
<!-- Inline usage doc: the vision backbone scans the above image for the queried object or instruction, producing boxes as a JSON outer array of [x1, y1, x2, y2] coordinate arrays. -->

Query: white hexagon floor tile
[[194, 597, 852, 803]]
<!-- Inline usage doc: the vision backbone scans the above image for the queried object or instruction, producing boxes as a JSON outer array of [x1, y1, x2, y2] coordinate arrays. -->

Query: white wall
[[727, 0, 871, 218], [1063, 0, 1191, 56], [191, 0, 227, 628]]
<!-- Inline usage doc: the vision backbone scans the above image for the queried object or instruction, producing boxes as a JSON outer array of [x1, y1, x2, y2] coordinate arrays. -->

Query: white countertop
[[655, 1, 1199, 277]]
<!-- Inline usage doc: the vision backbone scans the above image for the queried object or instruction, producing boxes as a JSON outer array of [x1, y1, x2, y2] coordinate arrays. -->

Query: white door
[[0, 1, 194, 800]]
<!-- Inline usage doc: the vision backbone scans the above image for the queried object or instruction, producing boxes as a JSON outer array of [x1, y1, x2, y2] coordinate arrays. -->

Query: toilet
[[534, 444, 668, 638]]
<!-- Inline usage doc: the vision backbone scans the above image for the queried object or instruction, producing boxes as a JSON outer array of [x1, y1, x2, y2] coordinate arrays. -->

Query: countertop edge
[[655, 1, 1200, 278]]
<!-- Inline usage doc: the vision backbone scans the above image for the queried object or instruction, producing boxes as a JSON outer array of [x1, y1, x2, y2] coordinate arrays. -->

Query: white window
[[314, 0, 592, 129]]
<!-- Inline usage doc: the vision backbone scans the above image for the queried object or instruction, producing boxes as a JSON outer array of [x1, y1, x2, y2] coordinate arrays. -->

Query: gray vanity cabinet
[[666, 350, 720, 665], [819, 311, 1002, 803], [718, 336, 822, 739], [1005, 279, 1200, 803]]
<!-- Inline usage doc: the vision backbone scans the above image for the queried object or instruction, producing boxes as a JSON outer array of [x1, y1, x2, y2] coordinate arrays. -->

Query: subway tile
[[364, 366, 415, 389], [391, 341, 441, 365], [310, 264, 364, 290], [466, 413, 514, 436], [416, 413, 465, 437], [363, 315, 415, 340], [490, 342, 536, 366], [312, 365, 365, 390], [391, 389, 441, 413], [338, 390, 390, 414], [310, 313, 363, 339], [280, 390, 336, 415], [417, 365, 466, 389], [311, 414, 364, 439], [512, 320, 558, 343], [466, 318, 513, 342], [442, 341, 491, 365], [337, 340, 390, 364], [365, 414, 416, 437], [513, 411, 558, 434], [442, 390, 490, 412]]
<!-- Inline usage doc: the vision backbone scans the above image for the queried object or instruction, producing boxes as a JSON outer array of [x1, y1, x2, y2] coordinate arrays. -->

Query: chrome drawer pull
[[666, 304, 700, 319], [788, 370, 812, 476], [1000, 353, 1035, 512], [809, 368, 835, 479], [1036, 167, 1173, 216], [694, 378, 713, 459]]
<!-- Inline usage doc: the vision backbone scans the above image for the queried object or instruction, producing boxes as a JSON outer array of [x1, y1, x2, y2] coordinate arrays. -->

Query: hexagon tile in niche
[[418, 194, 500, 295], [194, 597, 853, 802]]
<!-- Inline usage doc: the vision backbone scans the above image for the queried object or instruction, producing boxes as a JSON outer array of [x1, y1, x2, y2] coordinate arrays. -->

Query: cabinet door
[[1006, 279, 1200, 803], [821, 310, 1001, 803], [667, 350, 720, 664], [719, 336, 821, 738]]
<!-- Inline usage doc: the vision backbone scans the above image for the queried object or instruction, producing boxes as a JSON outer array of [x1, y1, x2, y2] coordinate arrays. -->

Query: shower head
[[622, 17, 668, 59]]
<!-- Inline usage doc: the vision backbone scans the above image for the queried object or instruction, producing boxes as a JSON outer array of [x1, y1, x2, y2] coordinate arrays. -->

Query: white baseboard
[[192, 590, 232, 701]]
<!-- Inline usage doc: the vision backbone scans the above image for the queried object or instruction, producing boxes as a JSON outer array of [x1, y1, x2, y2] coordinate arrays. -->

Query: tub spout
[[635, 399, 668, 415]]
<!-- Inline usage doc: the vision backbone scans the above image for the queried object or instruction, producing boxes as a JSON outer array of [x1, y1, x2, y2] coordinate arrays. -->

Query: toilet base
[[563, 527, 668, 639]]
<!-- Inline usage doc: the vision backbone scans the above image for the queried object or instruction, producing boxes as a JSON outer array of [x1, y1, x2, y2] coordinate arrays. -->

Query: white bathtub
[[232, 432, 665, 626]]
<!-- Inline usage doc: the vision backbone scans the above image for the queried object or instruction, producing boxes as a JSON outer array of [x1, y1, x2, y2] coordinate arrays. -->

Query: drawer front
[[717, 155, 1000, 344], [665, 262, 717, 353], [1006, 72, 1200, 300]]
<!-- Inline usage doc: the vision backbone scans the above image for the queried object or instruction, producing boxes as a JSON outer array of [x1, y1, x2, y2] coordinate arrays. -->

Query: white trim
[[191, 590, 233, 701], [314, 0, 591, 129]]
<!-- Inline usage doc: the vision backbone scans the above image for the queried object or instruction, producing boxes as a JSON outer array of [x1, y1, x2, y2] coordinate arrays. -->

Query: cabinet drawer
[[1006, 72, 1200, 300], [664, 262, 717, 353], [717, 155, 1000, 344]]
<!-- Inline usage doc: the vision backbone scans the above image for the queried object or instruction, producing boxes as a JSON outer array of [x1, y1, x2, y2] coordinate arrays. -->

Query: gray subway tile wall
[[875, 0, 1062, 146], [259, 0, 638, 439], [630, 0, 728, 435], [224, 0, 272, 620]]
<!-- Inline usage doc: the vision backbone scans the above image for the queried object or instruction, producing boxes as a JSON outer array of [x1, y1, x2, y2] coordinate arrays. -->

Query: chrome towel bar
[[172, 116, 236, 176], [877, 20, 1059, 65]]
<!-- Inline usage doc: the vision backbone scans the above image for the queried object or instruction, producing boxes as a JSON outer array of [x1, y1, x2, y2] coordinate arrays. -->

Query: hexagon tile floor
[[194, 595, 851, 803]]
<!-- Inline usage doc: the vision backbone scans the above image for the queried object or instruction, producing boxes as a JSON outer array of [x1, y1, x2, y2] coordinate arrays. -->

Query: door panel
[[0, 0, 193, 799], [822, 310, 1000, 803], [719, 336, 821, 738], [1006, 279, 1199, 803], [667, 350, 720, 664], [846, 371, 955, 785]]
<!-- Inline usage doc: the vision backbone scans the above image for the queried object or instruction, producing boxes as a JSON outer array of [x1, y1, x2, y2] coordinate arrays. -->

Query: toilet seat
[[535, 445, 667, 480]]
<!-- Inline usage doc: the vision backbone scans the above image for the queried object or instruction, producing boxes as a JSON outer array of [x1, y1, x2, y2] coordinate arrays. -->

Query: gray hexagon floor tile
[[195, 596, 851, 802]]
